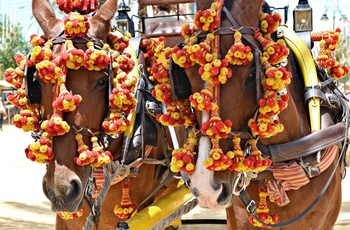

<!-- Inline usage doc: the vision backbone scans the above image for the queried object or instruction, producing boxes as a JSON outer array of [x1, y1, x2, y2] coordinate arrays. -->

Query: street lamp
[[293, 0, 313, 32], [293, 0, 313, 48], [320, 13, 329, 22], [115, 0, 135, 37], [319, 0, 349, 30]]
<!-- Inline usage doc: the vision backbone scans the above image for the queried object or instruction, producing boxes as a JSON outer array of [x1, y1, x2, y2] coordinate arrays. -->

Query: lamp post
[[293, 0, 313, 48], [319, 0, 349, 30], [115, 0, 135, 37]]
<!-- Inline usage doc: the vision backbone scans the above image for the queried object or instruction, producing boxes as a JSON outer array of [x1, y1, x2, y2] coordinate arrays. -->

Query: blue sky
[[0, 0, 67, 39], [0, 0, 43, 39]]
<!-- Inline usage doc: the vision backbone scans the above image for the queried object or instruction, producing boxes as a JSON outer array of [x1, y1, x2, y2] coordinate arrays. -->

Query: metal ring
[[232, 171, 247, 196]]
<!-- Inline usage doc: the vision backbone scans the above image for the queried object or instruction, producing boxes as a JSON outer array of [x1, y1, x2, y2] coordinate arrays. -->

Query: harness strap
[[198, 26, 257, 39], [52, 35, 104, 48], [262, 122, 345, 162], [69, 125, 100, 136], [238, 190, 257, 215], [128, 36, 143, 58], [304, 87, 329, 103]]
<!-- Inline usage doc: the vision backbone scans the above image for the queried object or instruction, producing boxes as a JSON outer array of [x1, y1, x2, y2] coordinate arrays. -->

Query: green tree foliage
[[0, 16, 31, 80]]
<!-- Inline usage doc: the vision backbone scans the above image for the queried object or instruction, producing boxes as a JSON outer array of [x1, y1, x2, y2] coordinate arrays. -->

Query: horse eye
[[96, 76, 109, 87], [245, 69, 256, 84], [248, 72, 254, 80]]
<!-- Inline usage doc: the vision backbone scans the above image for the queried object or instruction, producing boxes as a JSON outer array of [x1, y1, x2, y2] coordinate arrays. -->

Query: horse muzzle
[[42, 162, 85, 212], [191, 182, 234, 210]]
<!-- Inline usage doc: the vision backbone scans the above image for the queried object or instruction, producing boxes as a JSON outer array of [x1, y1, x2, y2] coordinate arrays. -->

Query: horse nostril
[[217, 183, 231, 205], [68, 178, 82, 199], [191, 187, 200, 197]]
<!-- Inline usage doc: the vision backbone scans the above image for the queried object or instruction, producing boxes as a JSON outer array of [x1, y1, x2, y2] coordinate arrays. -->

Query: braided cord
[[84, 161, 129, 230], [150, 198, 198, 230]]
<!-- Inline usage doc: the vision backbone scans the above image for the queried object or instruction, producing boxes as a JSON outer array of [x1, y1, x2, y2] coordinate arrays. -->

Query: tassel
[[249, 187, 278, 228], [225, 31, 253, 65], [58, 208, 84, 220], [114, 180, 137, 219]]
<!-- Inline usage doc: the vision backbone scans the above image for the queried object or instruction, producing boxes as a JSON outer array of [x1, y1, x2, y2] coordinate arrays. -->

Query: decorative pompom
[[171, 45, 195, 69], [198, 58, 232, 85], [204, 139, 233, 171], [200, 115, 232, 139], [194, 0, 221, 32], [84, 41, 111, 71], [225, 31, 254, 65], [26, 40, 53, 67], [52, 84, 82, 112], [56, 0, 98, 14], [187, 33, 216, 66], [227, 137, 254, 173], [171, 132, 197, 174], [189, 87, 213, 113], [74, 134, 113, 167], [12, 109, 40, 132], [6, 88, 28, 109], [41, 114, 70, 136], [255, 32, 289, 65], [152, 83, 173, 105], [36, 60, 61, 83], [58, 208, 84, 220], [61, 40, 86, 70], [259, 12, 282, 36], [102, 111, 131, 135], [108, 31, 131, 53], [25, 132, 54, 163], [156, 103, 183, 126]]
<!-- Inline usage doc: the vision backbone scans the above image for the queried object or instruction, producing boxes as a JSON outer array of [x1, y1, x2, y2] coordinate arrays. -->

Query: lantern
[[293, 0, 313, 32], [115, 1, 135, 37]]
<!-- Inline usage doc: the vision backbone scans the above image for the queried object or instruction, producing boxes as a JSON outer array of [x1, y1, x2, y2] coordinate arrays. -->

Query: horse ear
[[32, 0, 63, 38], [89, 0, 118, 40]]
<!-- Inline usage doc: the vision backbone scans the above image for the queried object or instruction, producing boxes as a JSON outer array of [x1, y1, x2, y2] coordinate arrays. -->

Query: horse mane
[[289, 50, 307, 105]]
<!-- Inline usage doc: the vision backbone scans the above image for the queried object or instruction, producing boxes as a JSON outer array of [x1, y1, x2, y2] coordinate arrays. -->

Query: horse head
[[31, 0, 119, 212], [182, 0, 311, 210]]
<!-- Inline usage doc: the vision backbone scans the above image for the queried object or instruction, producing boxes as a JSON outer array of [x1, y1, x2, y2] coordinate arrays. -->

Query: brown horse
[[26, 0, 186, 229], [172, 0, 349, 229]]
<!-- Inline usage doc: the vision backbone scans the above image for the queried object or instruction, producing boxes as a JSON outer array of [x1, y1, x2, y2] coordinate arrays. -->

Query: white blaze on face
[[190, 112, 224, 210]]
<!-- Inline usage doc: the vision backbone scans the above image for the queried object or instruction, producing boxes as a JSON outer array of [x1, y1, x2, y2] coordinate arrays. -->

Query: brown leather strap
[[197, 26, 257, 39], [264, 122, 345, 162]]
